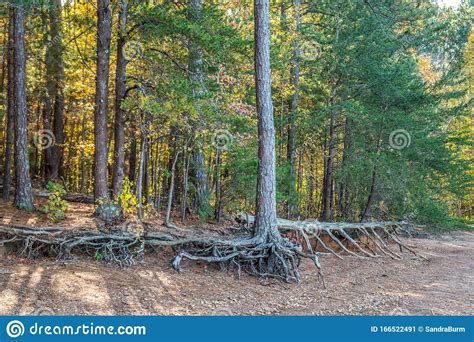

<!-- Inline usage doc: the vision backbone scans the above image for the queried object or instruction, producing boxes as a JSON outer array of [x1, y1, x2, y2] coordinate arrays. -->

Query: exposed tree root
[[244, 215, 427, 260], [0, 224, 145, 267], [0, 218, 425, 284], [172, 235, 323, 284], [0, 223, 231, 267], [170, 217, 425, 285]]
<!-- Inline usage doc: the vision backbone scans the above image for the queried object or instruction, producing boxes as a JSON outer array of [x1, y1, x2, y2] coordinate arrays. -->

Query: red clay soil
[[0, 199, 472, 315]]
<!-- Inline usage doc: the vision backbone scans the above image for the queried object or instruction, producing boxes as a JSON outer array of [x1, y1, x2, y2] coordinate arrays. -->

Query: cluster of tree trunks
[[171, 0, 320, 283], [0, 0, 429, 283], [0, 0, 348, 224]]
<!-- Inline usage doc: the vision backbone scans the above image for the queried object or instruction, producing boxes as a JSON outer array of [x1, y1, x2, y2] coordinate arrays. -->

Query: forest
[[0, 0, 472, 316]]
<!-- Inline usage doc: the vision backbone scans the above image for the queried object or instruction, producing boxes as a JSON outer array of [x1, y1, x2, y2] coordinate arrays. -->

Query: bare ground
[[1, 225, 472, 315]]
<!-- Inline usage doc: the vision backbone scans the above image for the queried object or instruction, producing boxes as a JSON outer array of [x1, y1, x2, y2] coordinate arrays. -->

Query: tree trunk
[[321, 24, 340, 222], [191, 142, 208, 214], [253, 0, 279, 240], [321, 103, 336, 222], [154, 142, 164, 215], [181, 150, 190, 222], [278, 3, 287, 163], [307, 153, 315, 217], [2, 12, 15, 200], [12, 5, 34, 210], [112, 0, 128, 198], [128, 133, 137, 186], [361, 128, 383, 222], [137, 125, 147, 219], [188, 0, 209, 215], [156, 169, 162, 217], [151, 140, 158, 206], [287, 0, 300, 219], [33, 104, 41, 175], [93, 0, 112, 201], [0, 20, 6, 98], [44, 0, 65, 181], [321, 121, 334, 221], [361, 168, 376, 222], [214, 149, 221, 222], [0, 20, 7, 162], [169, 5, 319, 280], [143, 141, 150, 204], [165, 151, 180, 226], [340, 117, 353, 219], [80, 111, 87, 193]]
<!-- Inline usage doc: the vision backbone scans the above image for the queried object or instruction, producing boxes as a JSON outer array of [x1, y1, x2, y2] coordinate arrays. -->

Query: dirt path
[[0, 231, 472, 315]]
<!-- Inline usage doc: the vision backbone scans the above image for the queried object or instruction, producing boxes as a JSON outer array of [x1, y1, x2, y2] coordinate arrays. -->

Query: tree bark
[[12, 5, 34, 210], [137, 125, 147, 219], [143, 141, 150, 204], [0, 20, 6, 98], [93, 0, 112, 201], [80, 111, 86, 193], [278, 3, 287, 162], [188, 0, 209, 215], [327, 119, 336, 222], [307, 153, 315, 217], [112, 0, 128, 198], [214, 149, 221, 222], [44, 0, 65, 181], [361, 128, 383, 222], [321, 25, 340, 222], [253, 0, 279, 240], [154, 142, 164, 215], [321, 97, 337, 222], [181, 150, 190, 222], [2, 11, 15, 200], [128, 133, 137, 186], [0, 21, 7, 160], [361, 168, 376, 222], [287, 0, 300, 219], [340, 117, 353, 219], [165, 150, 180, 227]]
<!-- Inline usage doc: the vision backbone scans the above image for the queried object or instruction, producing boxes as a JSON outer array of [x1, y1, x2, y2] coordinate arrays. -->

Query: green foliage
[[197, 202, 212, 221], [11, 0, 472, 229], [42, 181, 68, 222], [94, 250, 104, 261], [225, 145, 258, 213], [118, 177, 138, 216]]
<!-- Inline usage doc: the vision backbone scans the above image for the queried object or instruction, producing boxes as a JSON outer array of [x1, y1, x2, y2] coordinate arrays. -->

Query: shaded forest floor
[[0, 199, 472, 316]]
